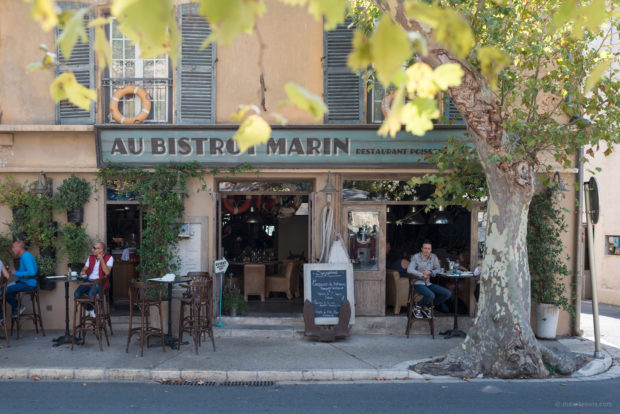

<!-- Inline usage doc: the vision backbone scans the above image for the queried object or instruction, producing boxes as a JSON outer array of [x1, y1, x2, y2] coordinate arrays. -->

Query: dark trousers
[[414, 283, 451, 308], [1, 281, 36, 318], [74, 284, 100, 311]]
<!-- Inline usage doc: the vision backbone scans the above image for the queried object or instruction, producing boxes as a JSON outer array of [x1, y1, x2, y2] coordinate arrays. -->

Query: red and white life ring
[[222, 196, 252, 214]]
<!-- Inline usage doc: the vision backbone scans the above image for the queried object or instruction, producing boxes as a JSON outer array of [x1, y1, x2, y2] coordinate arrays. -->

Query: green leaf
[[584, 59, 611, 92], [232, 114, 272, 153], [88, 17, 113, 28], [281, 82, 328, 120], [112, 0, 179, 63], [93, 27, 112, 71], [370, 15, 411, 87], [432, 63, 464, 91], [57, 8, 87, 60], [307, 0, 347, 30], [25, 0, 59, 31], [378, 86, 406, 138], [405, 62, 437, 98], [197, 0, 267, 46], [477, 46, 511, 89], [50, 72, 96, 111]]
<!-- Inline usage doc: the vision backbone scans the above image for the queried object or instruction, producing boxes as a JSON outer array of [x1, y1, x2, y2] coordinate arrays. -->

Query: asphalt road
[[0, 378, 618, 414]]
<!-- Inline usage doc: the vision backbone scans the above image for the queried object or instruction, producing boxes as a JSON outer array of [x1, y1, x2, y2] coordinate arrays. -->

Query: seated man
[[1, 241, 38, 322], [75, 241, 113, 318], [406, 241, 451, 319]]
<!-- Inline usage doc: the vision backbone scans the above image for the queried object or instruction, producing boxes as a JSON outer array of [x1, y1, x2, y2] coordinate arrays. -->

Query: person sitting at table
[[76, 241, 113, 318], [406, 241, 451, 319], [0, 242, 23, 324], [1, 241, 38, 322], [387, 249, 410, 278]]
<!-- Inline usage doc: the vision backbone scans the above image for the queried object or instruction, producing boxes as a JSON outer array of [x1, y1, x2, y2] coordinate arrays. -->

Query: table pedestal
[[52, 278, 74, 347], [439, 275, 467, 339], [149, 281, 188, 349]]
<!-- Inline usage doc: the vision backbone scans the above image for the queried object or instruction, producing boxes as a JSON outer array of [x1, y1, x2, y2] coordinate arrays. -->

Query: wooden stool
[[71, 279, 109, 351], [178, 278, 215, 354], [405, 277, 435, 339], [103, 287, 113, 336], [0, 277, 10, 347], [11, 284, 45, 340], [125, 281, 166, 357]]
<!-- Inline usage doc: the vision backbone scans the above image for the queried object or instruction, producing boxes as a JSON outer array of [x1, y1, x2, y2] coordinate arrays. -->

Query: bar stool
[[10, 283, 45, 340], [103, 283, 113, 336], [71, 278, 109, 351], [126, 280, 166, 357], [0, 277, 10, 347], [405, 276, 435, 339], [178, 278, 215, 354]]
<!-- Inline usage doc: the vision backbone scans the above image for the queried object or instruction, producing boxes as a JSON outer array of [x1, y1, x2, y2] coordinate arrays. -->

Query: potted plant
[[0, 177, 29, 209], [56, 173, 91, 224], [59, 224, 92, 271], [0, 233, 13, 269], [222, 292, 248, 317], [527, 189, 573, 339]]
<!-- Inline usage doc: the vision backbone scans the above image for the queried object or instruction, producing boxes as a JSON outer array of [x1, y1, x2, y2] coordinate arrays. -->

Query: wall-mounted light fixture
[[33, 171, 52, 197], [172, 170, 185, 202], [319, 171, 339, 204]]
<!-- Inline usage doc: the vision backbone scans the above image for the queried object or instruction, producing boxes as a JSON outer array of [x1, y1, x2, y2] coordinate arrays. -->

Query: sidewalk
[[0, 307, 618, 383]]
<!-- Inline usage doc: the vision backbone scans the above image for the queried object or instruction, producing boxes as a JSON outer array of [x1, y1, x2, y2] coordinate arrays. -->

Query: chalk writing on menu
[[310, 269, 347, 318]]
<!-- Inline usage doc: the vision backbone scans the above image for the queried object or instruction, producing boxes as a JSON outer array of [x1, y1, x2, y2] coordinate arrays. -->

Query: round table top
[[148, 276, 191, 284]]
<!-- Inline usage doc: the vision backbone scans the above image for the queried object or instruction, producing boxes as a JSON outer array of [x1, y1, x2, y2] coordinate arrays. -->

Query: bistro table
[[47, 275, 87, 347], [148, 275, 191, 349], [436, 272, 479, 339]]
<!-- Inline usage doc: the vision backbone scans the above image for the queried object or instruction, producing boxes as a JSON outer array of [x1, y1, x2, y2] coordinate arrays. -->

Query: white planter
[[535, 303, 560, 339]]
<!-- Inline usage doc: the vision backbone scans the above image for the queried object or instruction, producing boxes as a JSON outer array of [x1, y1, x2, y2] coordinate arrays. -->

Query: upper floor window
[[104, 20, 171, 123]]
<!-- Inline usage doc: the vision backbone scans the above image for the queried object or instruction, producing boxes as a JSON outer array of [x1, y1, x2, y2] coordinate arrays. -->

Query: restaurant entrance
[[217, 180, 313, 316]]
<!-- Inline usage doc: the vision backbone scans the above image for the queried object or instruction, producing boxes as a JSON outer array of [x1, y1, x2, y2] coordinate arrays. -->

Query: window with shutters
[[103, 20, 171, 123]]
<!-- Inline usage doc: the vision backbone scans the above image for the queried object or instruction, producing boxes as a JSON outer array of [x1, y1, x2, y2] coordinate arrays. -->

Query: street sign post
[[584, 177, 602, 358], [213, 258, 229, 327]]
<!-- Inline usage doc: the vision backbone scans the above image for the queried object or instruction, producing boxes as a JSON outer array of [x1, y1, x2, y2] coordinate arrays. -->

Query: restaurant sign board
[[95, 125, 468, 168], [304, 263, 355, 325]]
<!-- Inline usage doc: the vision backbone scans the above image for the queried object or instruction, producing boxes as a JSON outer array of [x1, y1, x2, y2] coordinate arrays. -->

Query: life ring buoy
[[381, 90, 395, 118], [222, 196, 252, 214], [110, 85, 151, 124], [262, 196, 276, 211]]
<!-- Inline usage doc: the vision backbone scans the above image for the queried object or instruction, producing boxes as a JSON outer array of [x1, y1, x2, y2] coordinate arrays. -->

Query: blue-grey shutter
[[177, 3, 216, 124], [54, 2, 94, 124], [323, 20, 363, 124], [444, 96, 464, 125]]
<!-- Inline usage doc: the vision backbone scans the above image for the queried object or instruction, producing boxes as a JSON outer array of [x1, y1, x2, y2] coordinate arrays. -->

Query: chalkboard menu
[[304, 263, 355, 325]]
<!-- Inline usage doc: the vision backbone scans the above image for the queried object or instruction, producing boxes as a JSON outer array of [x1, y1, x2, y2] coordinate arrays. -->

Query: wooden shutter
[[323, 20, 363, 124], [55, 2, 94, 125], [444, 96, 465, 125], [177, 3, 216, 124]]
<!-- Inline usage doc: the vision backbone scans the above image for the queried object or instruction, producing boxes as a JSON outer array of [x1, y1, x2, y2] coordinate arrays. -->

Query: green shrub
[[56, 173, 91, 210]]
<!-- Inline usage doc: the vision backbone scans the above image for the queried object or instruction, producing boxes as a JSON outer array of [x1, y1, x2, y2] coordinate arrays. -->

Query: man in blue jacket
[[0, 241, 38, 322]]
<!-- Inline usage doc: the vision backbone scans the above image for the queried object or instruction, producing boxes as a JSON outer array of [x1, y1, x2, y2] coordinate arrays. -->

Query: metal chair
[[71, 278, 109, 351], [125, 280, 166, 357], [11, 283, 45, 340], [405, 276, 435, 339], [178, 278, 216, 354]]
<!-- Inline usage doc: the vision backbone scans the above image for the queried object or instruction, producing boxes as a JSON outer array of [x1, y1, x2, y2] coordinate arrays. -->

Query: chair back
[[128, 280, 161, 308], [187, 271, 210, 282]]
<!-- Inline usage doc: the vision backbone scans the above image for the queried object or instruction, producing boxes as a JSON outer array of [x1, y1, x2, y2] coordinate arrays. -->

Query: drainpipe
[[573, 146, 585, 336]]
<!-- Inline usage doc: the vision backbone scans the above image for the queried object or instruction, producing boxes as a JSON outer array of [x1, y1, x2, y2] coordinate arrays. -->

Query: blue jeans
[[74, 284, 100, 311], [414, 283, 451, 308], [1, 281, 36, 318]]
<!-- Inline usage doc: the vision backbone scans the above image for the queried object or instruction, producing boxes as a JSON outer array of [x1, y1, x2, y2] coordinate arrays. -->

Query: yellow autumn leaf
[[57, 8, 87, 60], [198, 0, 267, 46], [93, 27, 112, 71], [231, 104, 260, 123], [405, 62, 437, 98], [585, 59, 612, 93], [378, 86, 406, 138], [477, 46, 511, 89], [282, 83, 328, 121], [371, 15, 412, 88], [432, 63, 464, 91], [348, 30, 373, 70], [232, 114, 272, 153], [112, 0, 179, 63], [401, 98, 439, 136], [26, 0, 59, 31], [307, 0, 347, 31], [50, 72, 96, 111], [582, 0, 607, 32], [271, 112, 289, 126], [88, 17, 113, 28]]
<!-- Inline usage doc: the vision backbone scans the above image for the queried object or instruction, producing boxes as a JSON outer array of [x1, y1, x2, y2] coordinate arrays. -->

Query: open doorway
[[218, 181, 312, 316]]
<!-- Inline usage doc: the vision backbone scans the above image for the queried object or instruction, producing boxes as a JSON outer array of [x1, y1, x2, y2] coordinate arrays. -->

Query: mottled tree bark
[[373, 0, 548, 378]]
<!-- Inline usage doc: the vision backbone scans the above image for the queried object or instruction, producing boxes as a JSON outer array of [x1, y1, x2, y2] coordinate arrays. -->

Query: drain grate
[[159, 379, 274, 387]]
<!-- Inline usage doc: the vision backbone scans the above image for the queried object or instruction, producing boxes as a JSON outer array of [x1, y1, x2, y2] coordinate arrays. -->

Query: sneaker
[[421, 307, 432, 319], [88, 310, 96, 318], [412, 305, 423, 319]]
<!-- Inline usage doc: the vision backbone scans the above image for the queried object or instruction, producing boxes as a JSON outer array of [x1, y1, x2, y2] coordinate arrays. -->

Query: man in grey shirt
[[407, 241, 451, 318]]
